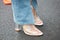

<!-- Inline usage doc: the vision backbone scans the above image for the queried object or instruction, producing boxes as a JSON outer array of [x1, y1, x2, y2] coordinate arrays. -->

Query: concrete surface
[[0, 0, 60, 40]]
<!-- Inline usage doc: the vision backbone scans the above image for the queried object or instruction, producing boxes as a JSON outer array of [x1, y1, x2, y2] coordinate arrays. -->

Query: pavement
[[0, 0, 60, 40]]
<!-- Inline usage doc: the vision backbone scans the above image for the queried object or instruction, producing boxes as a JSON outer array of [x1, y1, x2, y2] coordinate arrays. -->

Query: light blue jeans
[[11, 0, 38, 25]]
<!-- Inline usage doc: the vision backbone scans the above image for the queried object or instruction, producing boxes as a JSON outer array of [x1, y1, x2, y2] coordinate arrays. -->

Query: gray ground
[[0, 0, 60, 40]]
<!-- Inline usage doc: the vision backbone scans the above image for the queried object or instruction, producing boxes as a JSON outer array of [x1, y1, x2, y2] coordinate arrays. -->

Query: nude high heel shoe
[[34, 16, 43, 26], [23, 24, 43, 36]]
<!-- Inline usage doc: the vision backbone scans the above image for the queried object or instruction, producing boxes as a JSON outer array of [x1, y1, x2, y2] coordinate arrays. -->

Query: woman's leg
[[11, 0, 35, 25], [11, 0, 43, 36], [32, 0, 43, 25], [32, 7, 37, 19]]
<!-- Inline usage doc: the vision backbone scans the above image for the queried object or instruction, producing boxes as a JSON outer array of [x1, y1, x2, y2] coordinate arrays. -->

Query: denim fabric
[[32, 0, 37, 10], [11, 0, 38, 25]]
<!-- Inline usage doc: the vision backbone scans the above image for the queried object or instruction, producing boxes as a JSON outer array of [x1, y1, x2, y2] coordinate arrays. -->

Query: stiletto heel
[[15, 24, 22, 32]]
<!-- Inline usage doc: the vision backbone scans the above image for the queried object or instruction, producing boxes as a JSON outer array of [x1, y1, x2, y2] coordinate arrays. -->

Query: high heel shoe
[[34, 16, 43, 26], [23, 24, 43, 36]]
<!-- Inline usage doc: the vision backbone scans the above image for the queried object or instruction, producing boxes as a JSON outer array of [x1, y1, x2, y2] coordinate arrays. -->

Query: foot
[[32, 7, 43, 25], [23, 24, 43, 36], [34, 16, 43, 25]]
